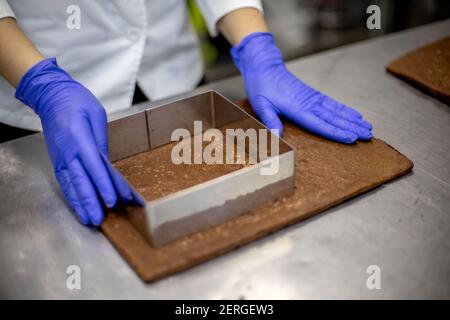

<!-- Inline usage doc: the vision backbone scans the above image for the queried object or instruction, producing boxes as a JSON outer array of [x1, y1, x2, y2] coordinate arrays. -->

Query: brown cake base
[[113, 139, 247, 201], [101, 100, 413, 282], [386, 37, 450, 105]]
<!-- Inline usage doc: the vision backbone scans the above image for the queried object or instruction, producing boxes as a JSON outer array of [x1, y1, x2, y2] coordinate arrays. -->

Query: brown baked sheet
[[113, 139, 247, 201], [386, 37, 450, 104], [101, 100, 413, 282]]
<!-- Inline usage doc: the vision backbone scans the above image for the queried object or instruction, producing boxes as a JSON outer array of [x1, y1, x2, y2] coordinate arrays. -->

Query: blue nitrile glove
[[15, 58, 143, 226], [231, 32, 372, 142]]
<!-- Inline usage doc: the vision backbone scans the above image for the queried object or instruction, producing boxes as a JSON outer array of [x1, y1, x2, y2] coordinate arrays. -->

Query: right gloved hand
[[231, 32, 372, 142], [15, 58, 143, 226]]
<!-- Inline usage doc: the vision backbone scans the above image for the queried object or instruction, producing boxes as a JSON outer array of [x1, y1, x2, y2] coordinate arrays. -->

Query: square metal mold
[[108, 91, 295, 247]]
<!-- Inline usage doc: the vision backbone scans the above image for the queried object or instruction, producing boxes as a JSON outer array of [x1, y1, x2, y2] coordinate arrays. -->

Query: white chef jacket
[[0, 0, 262, 131]]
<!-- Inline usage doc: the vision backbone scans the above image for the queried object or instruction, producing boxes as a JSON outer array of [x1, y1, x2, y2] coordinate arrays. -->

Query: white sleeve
[[0, 0, 15, 19], [195, 0, 263, 37]]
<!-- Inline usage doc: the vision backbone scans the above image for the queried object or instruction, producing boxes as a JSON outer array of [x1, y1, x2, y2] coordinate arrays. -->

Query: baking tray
[[107, 91, 295, 247]]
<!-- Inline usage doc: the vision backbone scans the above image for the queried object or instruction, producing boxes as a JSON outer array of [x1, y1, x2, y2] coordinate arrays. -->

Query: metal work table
[[1, 20, 449, 299]]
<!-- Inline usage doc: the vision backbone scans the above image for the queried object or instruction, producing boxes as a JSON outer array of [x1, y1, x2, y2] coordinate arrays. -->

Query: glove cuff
[[15, 57, 74, 116], [230, 32, 283, 74]]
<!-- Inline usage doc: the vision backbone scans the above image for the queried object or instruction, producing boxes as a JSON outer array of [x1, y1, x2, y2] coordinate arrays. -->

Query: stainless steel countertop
[[1, 20, 449, 299]]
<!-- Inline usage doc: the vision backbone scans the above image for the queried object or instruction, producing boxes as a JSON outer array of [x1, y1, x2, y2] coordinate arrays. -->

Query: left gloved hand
[[15, 58, 142, 226], [231, 32, 372, 143]]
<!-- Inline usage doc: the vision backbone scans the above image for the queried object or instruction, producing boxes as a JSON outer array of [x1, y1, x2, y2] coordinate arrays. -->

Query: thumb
[[251, 95, 283, 136]]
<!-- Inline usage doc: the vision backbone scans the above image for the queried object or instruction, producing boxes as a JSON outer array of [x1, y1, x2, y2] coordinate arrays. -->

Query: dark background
[[200, 0, 450, 82]]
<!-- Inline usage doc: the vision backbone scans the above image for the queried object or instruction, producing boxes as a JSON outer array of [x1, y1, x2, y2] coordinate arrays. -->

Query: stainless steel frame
[[107, 91, 295, 247]]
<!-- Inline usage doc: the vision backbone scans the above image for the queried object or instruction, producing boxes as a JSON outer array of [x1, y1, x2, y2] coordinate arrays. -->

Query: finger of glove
[[100, 153, 145, 207], [288, 111, 358, 144], [314, 109, 372, 141], [322, 98, 370, 126], [325, 100, 372, 130], [252, 96, 283, 136], [77, 121, 117, 208], [89, 106, 109, 156], [55, 168, 90, 225], [67, 158, 104, 226]]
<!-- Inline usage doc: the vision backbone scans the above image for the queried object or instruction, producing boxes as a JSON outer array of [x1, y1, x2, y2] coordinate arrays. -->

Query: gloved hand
[[231, 32, 372, 142], [15, 58, 143, 226]]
